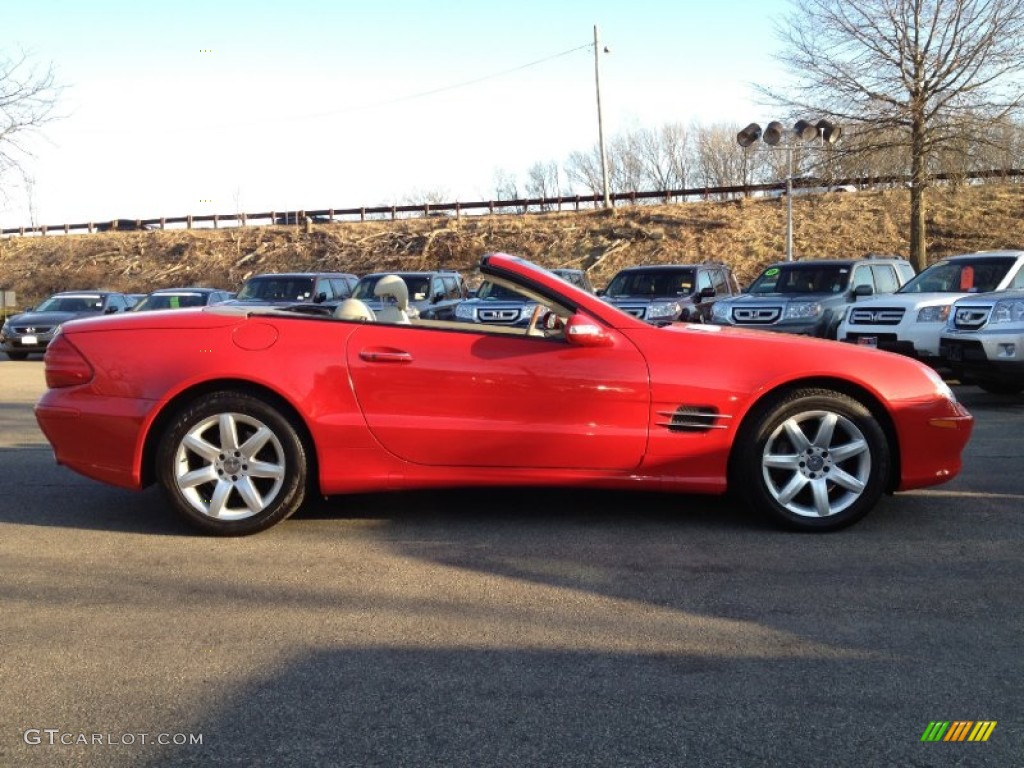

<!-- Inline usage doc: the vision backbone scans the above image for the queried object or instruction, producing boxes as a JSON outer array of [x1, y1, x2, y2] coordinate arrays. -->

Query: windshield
[[475, 281, 529, 301], [135, 293, 208, 310], [605, 269, 696, 298], [236, 277, 315, 302], [353, 275, 431, 301], [747, 265, 851, 295], [897, 257, 1017, 294], [36, 295, 104, 312]]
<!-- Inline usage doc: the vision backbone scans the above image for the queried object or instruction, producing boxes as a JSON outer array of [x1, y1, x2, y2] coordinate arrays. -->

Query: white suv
[[837, 251, 1024, 365], [939, 289, 1024, 394]]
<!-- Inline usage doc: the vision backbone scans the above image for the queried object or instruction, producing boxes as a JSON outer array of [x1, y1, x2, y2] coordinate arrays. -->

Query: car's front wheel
[[736, 389, 890, 531], [156, 392, 310, 535]]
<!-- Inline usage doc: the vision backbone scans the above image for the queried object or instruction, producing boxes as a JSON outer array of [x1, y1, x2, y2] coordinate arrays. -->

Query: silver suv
[[839, 251, 1024, 365], [712, 256, 914, 338], [939, 288, 1024, 394]]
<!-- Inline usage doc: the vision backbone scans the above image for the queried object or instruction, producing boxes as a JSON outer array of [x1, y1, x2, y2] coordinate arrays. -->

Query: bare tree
[[761, 0, 1024, 270], [0, 49, 61, 187], [693, 123, 754, 197], [564, 146, 605, 198], [524, 161, 562, 209], [635, 122, 691, 191]]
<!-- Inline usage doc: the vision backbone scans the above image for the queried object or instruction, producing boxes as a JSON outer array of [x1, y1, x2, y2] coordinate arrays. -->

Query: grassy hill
[[1, 183, 1023, 308]]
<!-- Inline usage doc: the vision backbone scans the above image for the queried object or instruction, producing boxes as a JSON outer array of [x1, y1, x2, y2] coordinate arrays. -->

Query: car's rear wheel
[[736, 389, 889, 531], [156, 392, 309, 535]]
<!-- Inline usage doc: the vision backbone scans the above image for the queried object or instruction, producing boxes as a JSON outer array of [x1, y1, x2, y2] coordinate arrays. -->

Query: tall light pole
[[593, 24, 611, 209], [737, 119, 842, 261]]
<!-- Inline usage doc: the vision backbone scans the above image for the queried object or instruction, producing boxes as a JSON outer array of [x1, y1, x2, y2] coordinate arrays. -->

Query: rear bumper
[[35, 392, 153, 490]]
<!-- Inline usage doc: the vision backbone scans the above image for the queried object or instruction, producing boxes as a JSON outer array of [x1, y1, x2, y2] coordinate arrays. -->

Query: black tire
[[734, 388, 890, 532], [5, 351, 29, 361], [977, 380, 1024, 395], [156, 391, 310, 535]]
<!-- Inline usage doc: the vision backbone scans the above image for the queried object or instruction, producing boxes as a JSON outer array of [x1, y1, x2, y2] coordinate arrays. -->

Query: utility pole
[[593, 24, 611, 209]]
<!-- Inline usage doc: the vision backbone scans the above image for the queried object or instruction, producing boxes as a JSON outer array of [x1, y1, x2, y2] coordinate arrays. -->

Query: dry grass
[[2, 183, 1023, 307]]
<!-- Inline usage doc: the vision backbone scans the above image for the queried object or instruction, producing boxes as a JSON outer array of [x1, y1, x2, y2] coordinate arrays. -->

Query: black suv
[[711, 256, 915, 338], [2, 290, 132, 359], [599, 263, 740, 324], [228, 272, 359, 307], [352, 270, 468, 320]]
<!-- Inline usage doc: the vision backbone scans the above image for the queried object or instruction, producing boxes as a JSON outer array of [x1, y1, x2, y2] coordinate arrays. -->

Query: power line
[[78, 42, 595, 135]]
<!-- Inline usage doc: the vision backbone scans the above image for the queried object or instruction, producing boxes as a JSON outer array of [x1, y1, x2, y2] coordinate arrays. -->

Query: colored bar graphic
[[969, 722, 998, 742], [945, 721, 973, 741], [921, 721, 996, 742]]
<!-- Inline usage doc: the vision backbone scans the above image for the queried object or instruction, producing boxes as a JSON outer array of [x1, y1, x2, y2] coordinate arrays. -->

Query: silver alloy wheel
[[760, 409, 871, 518], [173, 411, 287, 521]]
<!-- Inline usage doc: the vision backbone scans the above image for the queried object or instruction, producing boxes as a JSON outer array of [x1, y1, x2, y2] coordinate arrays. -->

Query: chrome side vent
[[657, 406, 732, 433]]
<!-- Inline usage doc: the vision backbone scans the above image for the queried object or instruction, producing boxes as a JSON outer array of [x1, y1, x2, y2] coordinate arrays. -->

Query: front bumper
[[891, 396, 973, 491], [840, 322, 946, 362], [940, 333, 1024, 384]]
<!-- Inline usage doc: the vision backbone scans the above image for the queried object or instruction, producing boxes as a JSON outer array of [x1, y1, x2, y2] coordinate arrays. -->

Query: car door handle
[[359, 349, 413, 363]]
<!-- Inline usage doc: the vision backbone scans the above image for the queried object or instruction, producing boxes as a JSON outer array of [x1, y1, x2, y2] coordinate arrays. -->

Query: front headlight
[[784, 301, 822, 320], [916, 305, 951, 322], [647, 301, 681, 320], [990, 299, 1024, 324], [922, 365, 957, 402], [454, 303, 474, 320]]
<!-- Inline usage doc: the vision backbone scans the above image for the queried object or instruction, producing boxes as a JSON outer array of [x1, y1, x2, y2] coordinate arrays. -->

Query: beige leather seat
[[373, 275, 411, 324], [333, 298, 376, 322]]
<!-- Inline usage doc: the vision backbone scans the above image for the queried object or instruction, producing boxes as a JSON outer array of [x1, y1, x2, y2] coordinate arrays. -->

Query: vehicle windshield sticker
[[765, 268, 780, 276]]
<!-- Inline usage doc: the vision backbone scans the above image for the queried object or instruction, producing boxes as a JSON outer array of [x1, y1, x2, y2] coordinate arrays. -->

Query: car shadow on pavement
[[0, 443, 194, 536]]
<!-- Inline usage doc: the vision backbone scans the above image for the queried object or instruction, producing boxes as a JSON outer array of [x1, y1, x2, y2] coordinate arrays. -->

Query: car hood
[[721, 293, 831, 305], [463, 298, 532, 306], [852, 291, 965, 309], [603, 295, 683, 304], [5, 310, 100, 326], [633, 322, 950, 402]]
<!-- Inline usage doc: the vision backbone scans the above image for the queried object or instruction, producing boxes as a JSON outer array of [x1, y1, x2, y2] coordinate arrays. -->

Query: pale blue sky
[[0, 0, 790, 228]]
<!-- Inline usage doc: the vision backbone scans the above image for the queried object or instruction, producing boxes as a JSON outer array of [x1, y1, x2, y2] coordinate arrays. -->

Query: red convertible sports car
[[35, 253, 973, 536]]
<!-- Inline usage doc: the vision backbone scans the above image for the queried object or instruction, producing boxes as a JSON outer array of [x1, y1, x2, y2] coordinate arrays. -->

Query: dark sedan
[[2, 291, 131, 360]]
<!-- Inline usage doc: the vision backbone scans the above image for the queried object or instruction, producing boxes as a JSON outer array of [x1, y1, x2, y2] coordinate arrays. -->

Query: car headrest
[[374, 275, 409, 310], [333, 298, 376, 322]]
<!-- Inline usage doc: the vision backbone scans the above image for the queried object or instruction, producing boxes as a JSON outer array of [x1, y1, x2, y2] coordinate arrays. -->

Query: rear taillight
[[44, 333, 94, 388]]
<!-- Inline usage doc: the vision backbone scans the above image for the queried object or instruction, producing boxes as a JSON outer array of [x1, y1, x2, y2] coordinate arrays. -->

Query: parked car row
[[836, 250, 1024, 392], [6, 251, 1024, 395]]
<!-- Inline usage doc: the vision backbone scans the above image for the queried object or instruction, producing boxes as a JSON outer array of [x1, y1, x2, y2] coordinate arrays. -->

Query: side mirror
[[852, 284, 874, 298], [699, 286, 716, 299], [313, 292, 328, 303], [432, 292, 444, 304], [595, 288, 606, 297], [564, 314, 614, 348], [104, 306, 119, 314]]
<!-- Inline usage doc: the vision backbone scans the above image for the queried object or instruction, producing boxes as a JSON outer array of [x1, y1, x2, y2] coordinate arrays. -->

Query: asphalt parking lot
[[1, 359, 1021, 767]]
